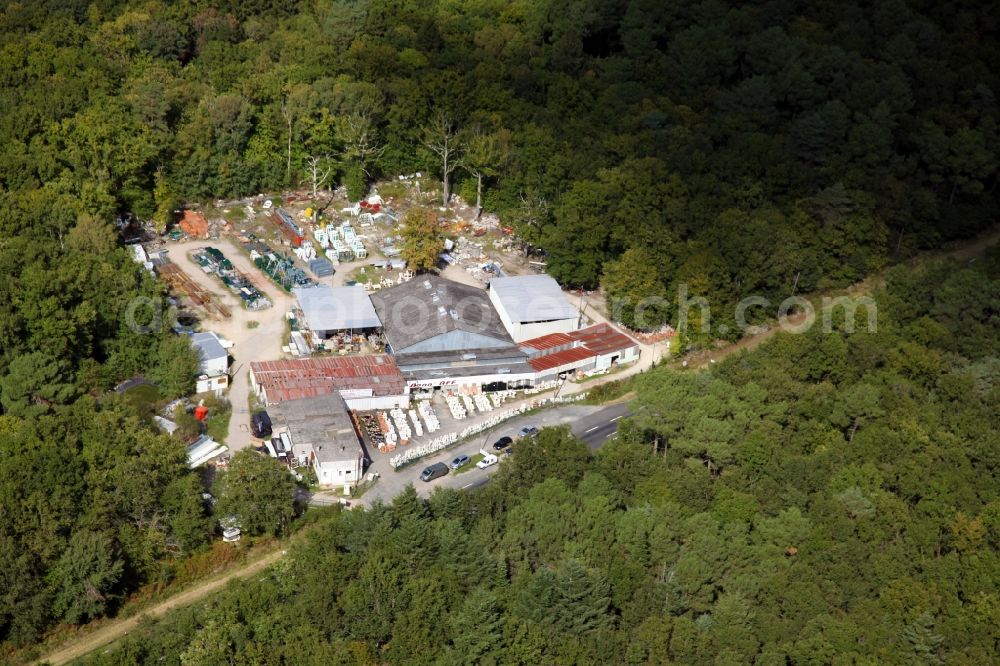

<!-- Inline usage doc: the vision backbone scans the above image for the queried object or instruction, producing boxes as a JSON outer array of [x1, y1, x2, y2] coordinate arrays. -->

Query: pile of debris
[[633, 325, 676, 344]]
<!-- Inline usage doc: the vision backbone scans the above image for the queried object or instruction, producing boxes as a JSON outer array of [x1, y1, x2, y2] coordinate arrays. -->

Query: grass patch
[[202, 395, 231, 442], [581, 375, 638, 405], [123, 383, 161, 416], [452, 453, 485, 474], [377, 181, 407, 200], [247, 320, 260, 329], [349, 478, 378, 498], [349, 265, 382, 285]]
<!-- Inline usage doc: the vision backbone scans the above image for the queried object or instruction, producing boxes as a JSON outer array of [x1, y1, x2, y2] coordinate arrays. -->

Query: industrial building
[[268, 394, 366, 492], [370, 274, 535, 391], [488, 274, 580, 342], [520, 323, 641, 381], [372, 274, 514, 354], [191, 331, 230, 394], [252, 275, 640, 406], [249, 355, 408, 410], [293, 284, 381, 338]]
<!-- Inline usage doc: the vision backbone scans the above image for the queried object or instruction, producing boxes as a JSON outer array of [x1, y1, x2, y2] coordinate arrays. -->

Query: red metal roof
[[250, 356, 405, 403], [568, 323, 638, 356], [519, 332, 575, 351], [528, 346, 595, 372]]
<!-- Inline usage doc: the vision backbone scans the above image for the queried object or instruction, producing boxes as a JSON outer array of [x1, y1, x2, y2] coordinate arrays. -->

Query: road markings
[[462, 483, 475, 489], [610, 415, 623, 422], [585, 426, 600, 433]]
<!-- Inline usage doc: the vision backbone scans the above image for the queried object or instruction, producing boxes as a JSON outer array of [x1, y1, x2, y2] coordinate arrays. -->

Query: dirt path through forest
[[33, 549, 284, 666], [676, 224, 1000, 370]]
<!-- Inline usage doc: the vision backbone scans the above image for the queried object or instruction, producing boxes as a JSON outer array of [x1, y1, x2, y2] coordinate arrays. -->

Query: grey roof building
[[370, 274, 514, 355], [489, 274, 578, 322], [268, 393, 367, 489], [293, 285, 380, 336]]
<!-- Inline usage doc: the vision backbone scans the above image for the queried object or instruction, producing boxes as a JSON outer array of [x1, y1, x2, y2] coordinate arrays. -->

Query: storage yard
[[134, 183, 661, 486], [192, 247, 271, 311], [155, 261, 233, 319]]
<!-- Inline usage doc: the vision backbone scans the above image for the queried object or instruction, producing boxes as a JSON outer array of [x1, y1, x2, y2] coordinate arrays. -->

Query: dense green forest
[[1, 0, 999, 657], [78, 250, 1000, 664], [3, 0, 999, 332]]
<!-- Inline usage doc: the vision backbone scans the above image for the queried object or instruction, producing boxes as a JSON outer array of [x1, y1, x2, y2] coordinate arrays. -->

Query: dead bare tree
[[304, 155, 334, 198], [281, 99, 293, 185], [338, 110, 385, 177], [460, 127, 512, 219], [422, 112, 461, 207]]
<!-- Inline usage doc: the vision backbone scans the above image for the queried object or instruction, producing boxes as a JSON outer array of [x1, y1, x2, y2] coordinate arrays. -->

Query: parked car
[[250, 411, 272, 439], [476, 454, 499, 469], [420, 462, 449, 482], [450, 454, 470, 469], [517, 426, 539, 438], [492, 436, 513, 452]]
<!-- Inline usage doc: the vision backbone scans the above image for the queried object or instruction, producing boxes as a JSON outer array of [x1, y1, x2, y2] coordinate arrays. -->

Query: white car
[[476, 454, 499, 469]]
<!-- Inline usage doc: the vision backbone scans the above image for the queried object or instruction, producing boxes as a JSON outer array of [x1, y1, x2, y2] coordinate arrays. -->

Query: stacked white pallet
[[491, 390, 517, 407], [408, 409, 424, 437], [475, 394, 493, 412], [446, 395, 467, 419], [390, 408, 412, 441], [381, 412, 398, 447], [462, 394, 476, 414], [419, 402, 440, 432]]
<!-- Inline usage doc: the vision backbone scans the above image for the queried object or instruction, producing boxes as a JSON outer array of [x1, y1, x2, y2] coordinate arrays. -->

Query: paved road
[[573, 402, 631, 448], [307, 402, 633, 507]]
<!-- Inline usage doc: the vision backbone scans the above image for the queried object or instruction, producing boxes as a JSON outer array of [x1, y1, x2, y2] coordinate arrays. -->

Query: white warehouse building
[[488, 274, 580, 342]]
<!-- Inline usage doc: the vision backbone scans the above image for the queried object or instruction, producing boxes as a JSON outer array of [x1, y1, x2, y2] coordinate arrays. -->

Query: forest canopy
[[1, 0, 999, 657], [80, 250, 1000, 665], [1, 0, 998, 321]]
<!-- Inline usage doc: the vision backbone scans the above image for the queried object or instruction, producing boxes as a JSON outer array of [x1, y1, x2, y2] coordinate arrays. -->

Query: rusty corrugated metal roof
[[250, 355, 405, 403], [568, 323, 638, 356], [519, 332, 576, 352], [528, 346, 595, 372]]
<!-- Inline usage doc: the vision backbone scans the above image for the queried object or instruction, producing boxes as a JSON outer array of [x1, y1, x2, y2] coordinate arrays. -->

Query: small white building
[[191, 331, 230, 394], [269, 394, 367, 493], [488, 275, 580, 342]]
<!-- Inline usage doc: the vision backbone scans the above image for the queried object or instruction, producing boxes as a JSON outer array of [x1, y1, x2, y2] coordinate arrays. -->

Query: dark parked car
[[492, 436, 513, 452], [450, 455, 470, 469], [420, 462, 449, 482], [251, 411, 272, 439]]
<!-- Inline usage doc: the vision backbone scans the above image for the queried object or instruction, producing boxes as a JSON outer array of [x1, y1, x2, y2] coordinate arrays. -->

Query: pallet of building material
[[446, 395, 467, 420], [308, 258, 335, 277], [157, 264, 231, 319], [418, 402, 440, 432]]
